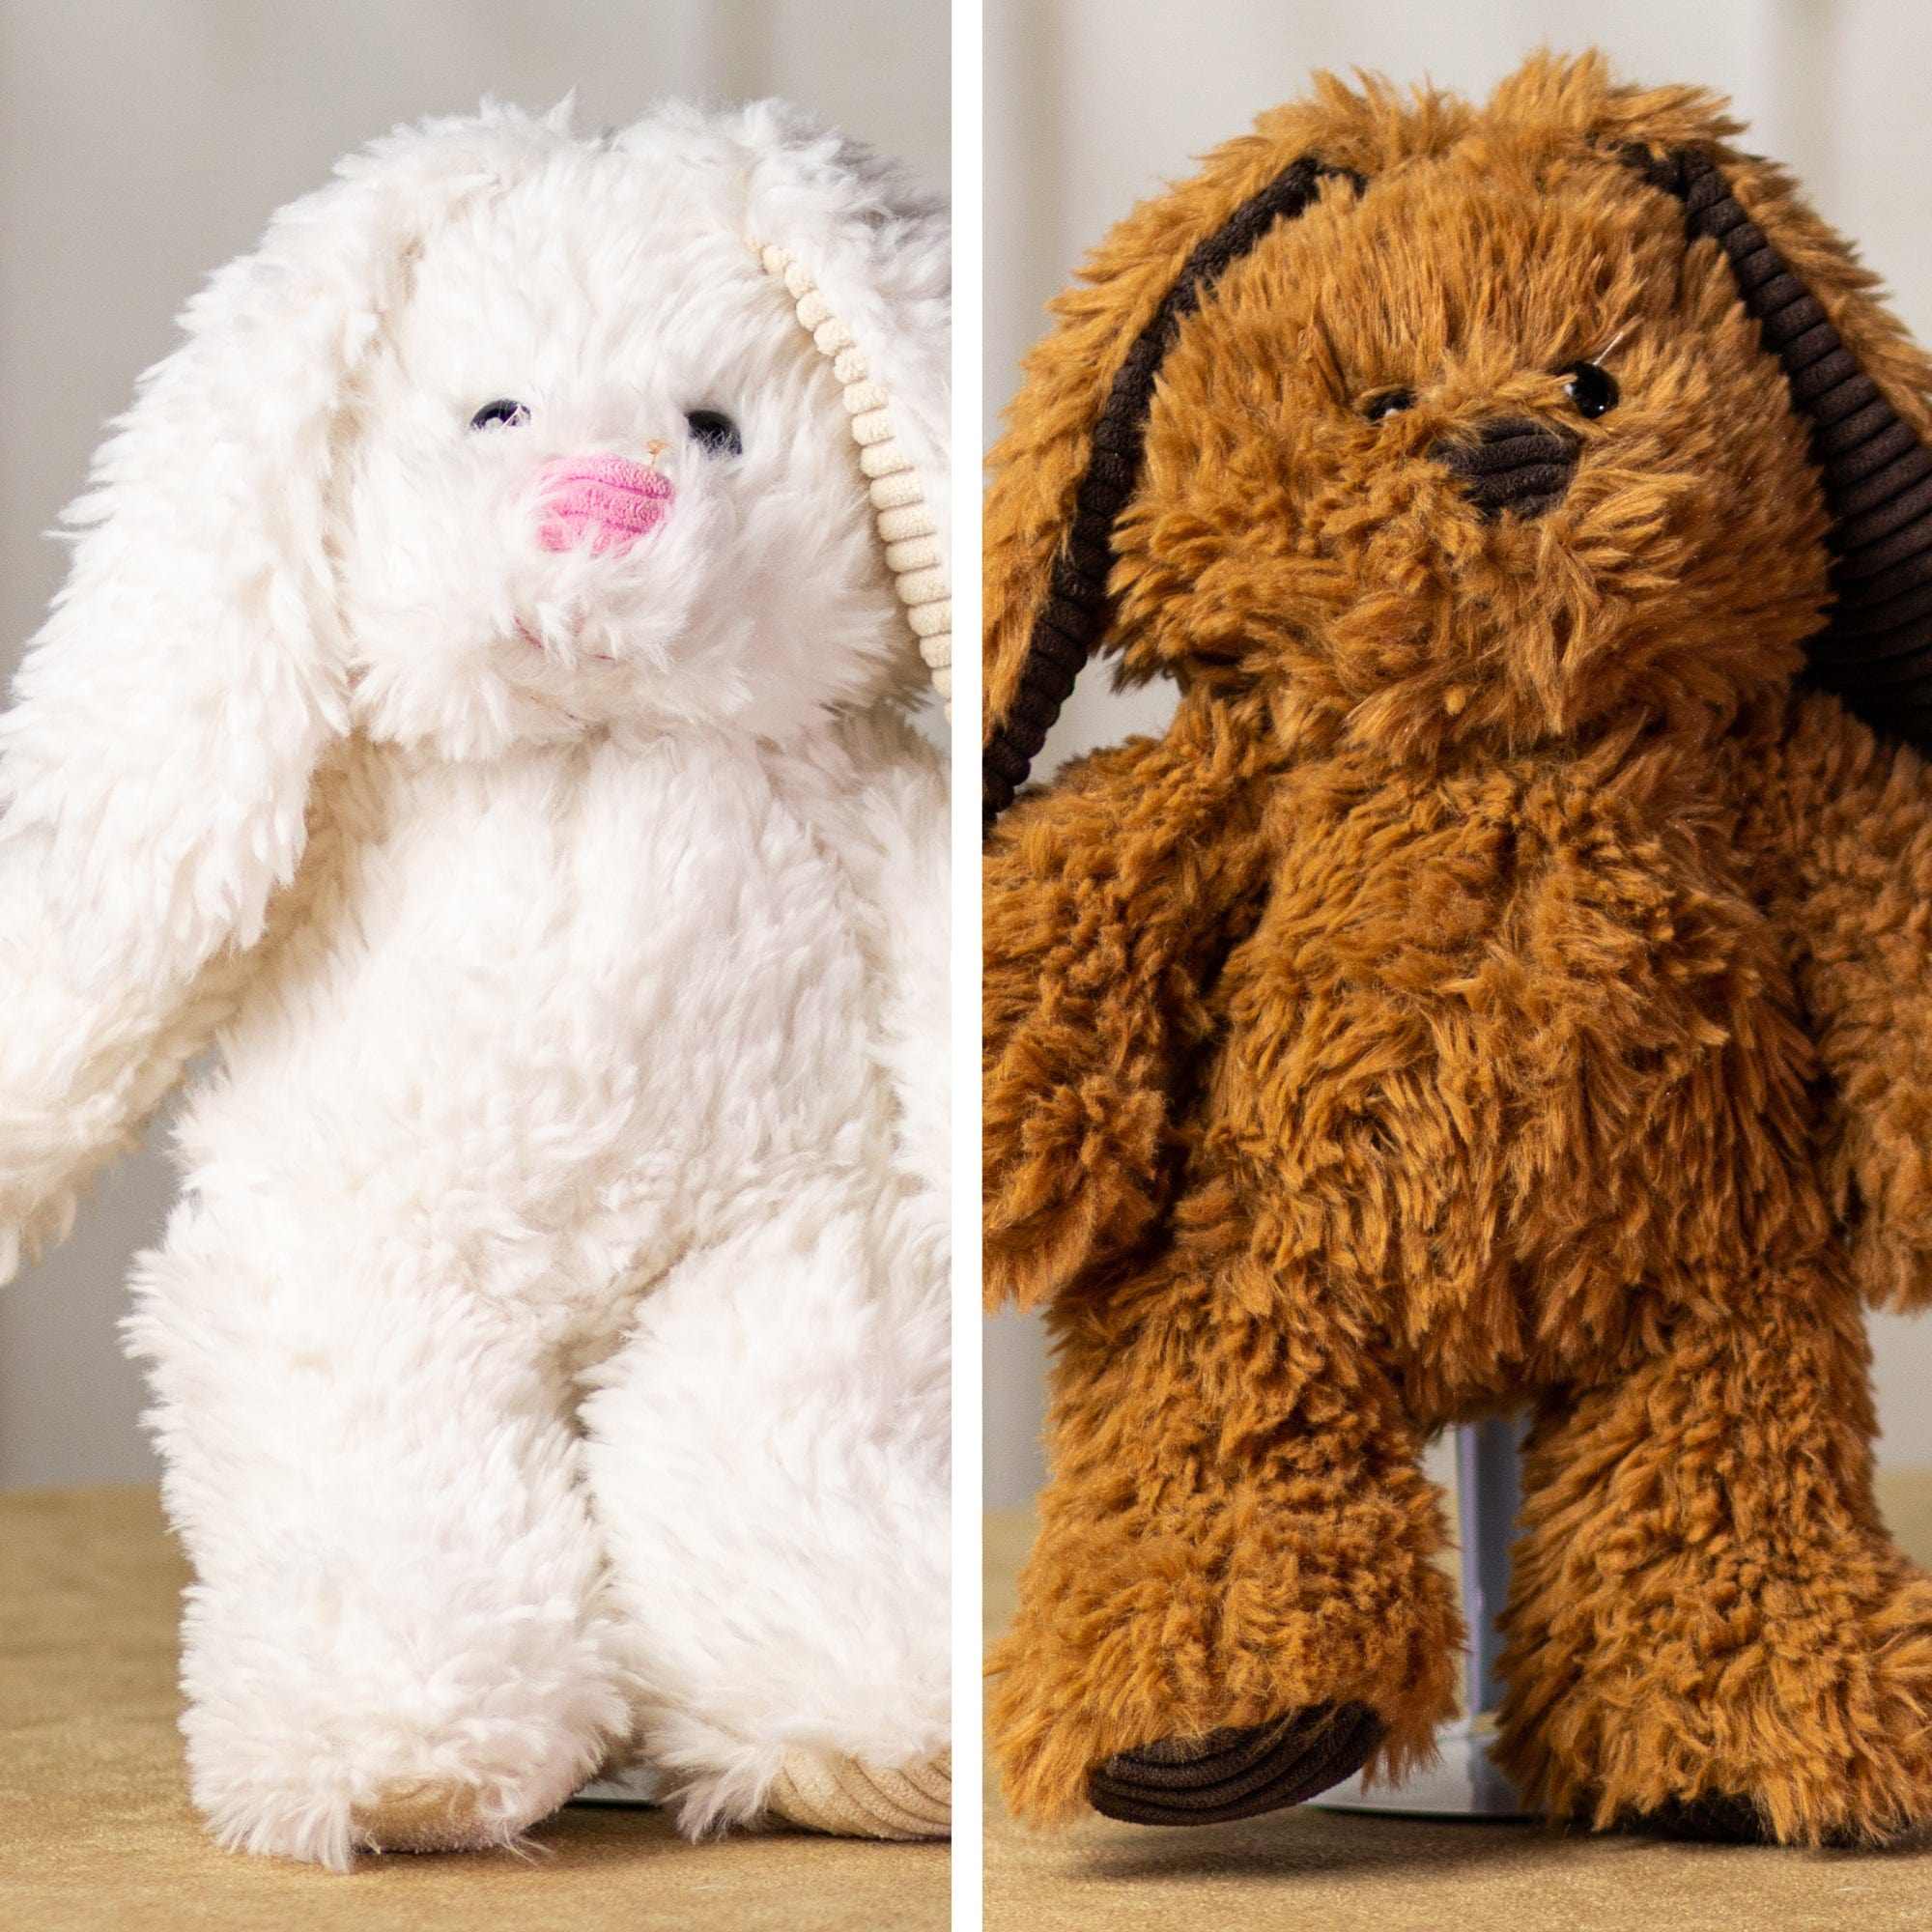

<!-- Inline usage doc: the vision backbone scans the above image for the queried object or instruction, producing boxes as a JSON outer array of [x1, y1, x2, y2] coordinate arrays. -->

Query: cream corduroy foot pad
[[354, 1779, 495, 1854], [766, 1750, 951, 1840]]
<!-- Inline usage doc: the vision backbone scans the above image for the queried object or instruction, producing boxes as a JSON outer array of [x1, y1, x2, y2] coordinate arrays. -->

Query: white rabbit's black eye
[[685, 409, 743, 457], [469, 398, 530, 431], [1563, 362, 1620, 419], [1363, 388, 1415, 422]]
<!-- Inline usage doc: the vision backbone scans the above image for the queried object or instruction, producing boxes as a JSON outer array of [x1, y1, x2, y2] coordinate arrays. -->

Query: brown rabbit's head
[[983, 52, 1932, 818]]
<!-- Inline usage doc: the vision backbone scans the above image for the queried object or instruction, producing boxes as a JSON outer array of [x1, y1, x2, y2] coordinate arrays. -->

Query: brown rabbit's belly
[[1207, 753, 1827, 1390]]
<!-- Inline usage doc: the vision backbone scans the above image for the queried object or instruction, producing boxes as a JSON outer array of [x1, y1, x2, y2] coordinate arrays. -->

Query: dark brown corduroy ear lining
[[1633, 145, 1932, 746], [982, 156, 1355, 829]]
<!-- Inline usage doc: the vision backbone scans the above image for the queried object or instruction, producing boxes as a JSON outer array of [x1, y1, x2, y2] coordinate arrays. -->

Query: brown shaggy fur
[[983, 52, 1932, 1847]]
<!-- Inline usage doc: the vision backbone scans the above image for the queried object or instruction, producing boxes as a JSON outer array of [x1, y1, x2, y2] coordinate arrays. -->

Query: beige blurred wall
[[984, 0, 1932, 1506], [0, 0, 948, 1488]]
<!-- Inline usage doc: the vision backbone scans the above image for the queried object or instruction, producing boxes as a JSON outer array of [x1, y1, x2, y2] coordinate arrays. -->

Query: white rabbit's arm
[[817, 710, 950, 1203], [875, 750, 951, 1206]]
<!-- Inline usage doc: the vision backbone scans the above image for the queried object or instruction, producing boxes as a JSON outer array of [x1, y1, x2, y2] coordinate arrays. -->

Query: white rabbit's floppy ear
[[734, 104, 952, 708], [753, 242, 953, 706], [0, 116, 511, 989]]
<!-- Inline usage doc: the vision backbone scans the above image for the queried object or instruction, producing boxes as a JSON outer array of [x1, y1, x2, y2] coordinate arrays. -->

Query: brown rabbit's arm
[[982, 702, 1275, 1311], [1747, 692, 1932, 1311]]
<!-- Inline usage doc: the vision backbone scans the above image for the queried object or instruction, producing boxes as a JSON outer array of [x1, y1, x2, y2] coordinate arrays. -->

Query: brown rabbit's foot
[[1616, 1792, 1771, 1844], [1615, 1791, 1879, 1849], [1087, 1703, 1384, 1826]]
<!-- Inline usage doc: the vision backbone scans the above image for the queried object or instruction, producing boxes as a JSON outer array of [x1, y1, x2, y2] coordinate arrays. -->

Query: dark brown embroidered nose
[[1433, 416, 1580, 520]]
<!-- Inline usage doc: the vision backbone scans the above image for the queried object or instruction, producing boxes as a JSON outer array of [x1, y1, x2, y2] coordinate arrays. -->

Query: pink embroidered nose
[[536, 454, 673, 555]]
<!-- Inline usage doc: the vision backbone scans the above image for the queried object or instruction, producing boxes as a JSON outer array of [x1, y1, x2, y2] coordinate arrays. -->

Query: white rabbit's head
[[339, 100, 951, 754], [0, 99, 948, 990]]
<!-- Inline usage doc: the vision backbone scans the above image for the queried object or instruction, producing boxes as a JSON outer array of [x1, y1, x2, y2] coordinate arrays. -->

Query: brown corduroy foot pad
[[1087, 1703, 1384, 1827], [1619, 1793, 1772, 1845], [1616, 1792, 1878, 1850]]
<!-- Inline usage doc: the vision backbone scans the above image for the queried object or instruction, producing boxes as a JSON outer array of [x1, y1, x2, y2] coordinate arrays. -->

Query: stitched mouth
[[1433, 417, 1580, 521], [514, 617, 616, 666]]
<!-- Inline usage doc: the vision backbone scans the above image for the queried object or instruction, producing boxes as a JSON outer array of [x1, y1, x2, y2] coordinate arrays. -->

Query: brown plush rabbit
[[981, 50, 1932, 1848]]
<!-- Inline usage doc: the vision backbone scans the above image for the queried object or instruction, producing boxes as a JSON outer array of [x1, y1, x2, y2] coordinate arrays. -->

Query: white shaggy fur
[[0, 99, 950, 1870]]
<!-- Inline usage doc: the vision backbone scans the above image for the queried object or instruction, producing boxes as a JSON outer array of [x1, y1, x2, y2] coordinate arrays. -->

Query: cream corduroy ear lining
[[754, 242, 952, 708]]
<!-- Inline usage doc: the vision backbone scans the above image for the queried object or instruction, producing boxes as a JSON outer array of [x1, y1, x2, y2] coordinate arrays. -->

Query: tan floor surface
[[985, 1476, 1932, 1932], [0, 1485, 947, 1932]]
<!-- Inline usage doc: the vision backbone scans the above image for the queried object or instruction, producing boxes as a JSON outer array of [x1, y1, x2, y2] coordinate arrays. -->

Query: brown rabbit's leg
[[988, 1259, 1462, 1827], [1496, 1259, 1932, 1846]]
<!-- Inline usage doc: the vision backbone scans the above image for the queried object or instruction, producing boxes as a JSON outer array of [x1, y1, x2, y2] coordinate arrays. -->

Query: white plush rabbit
[[0, 98, 951, 1869]]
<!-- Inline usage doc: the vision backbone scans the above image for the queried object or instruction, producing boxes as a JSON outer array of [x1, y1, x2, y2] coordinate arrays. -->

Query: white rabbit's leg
[[127, 1188, 631, 1871], [580, 1194, 951, 1838]]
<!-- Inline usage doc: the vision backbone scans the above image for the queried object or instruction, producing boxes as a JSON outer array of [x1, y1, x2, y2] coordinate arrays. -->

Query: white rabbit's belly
[[178, 729, 913, 1343]]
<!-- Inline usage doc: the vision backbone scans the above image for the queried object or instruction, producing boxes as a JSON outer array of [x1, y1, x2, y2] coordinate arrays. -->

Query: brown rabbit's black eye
[[1563, 362, 1619, 419], [469, 398, 529, 431], [685, 409, 743, 457], [1363, 388, 1415, 422]]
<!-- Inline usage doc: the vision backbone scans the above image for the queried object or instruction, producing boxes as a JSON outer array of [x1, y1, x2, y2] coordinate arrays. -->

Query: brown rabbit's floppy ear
[[980, 70, 1479, 830], [981, 109, 1406, 827], [981, 157, 1352, 824], [1627, 143, 1932, 745]]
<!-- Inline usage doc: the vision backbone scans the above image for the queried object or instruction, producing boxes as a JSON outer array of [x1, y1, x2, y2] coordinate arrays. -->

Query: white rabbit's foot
[[195, 1740, 604, 1869], [196, 1738, 605, 1869], [353, 1779, 497, 1853], [766, 1750, 951, 1839], [185, 1616, 630, 1868]]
